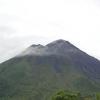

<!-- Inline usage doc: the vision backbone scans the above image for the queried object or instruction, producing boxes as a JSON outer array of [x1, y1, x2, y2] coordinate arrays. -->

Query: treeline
[[51, 90, 100, 100]]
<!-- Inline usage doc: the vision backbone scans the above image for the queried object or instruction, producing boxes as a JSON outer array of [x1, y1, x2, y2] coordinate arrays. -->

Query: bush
[[51, 90, 81, 100]]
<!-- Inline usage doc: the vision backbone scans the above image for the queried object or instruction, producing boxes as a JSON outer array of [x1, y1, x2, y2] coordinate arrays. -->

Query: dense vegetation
[[51, 90, 81, 100], [0, 55, 99, 100], [51, 90, 100, 100]]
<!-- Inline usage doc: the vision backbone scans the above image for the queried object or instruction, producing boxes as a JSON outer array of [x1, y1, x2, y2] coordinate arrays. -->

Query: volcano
[[0, 39, 100, 100]]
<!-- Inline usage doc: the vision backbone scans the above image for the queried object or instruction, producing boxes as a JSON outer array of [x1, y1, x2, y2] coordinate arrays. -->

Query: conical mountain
[[0, 39, 100, 100]]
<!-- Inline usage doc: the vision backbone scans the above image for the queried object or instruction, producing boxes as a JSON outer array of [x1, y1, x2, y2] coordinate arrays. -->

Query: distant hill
[[0, 39, 100, 100]]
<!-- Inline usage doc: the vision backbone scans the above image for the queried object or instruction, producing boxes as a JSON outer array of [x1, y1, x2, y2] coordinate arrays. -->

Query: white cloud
[[0, 0, 100, 63]]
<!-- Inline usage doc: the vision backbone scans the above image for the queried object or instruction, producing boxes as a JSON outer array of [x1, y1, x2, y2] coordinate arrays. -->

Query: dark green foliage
[[51, 90, 81, 100], [96, 93, 100, 100], [51, 90, 98, 100]]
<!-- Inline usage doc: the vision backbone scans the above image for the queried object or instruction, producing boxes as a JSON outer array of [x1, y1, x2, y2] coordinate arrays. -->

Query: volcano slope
[[0, 39, 100, 100]]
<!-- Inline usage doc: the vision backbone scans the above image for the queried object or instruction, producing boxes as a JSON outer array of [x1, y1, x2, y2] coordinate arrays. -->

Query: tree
[[51, 90, 81, 100]]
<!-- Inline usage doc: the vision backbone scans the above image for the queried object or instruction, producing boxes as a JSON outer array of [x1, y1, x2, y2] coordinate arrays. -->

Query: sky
[[0, 0, 100, 63]]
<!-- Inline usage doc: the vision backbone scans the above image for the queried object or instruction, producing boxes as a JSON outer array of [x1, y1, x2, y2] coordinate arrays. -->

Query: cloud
[[0, 0, 100, 62], [0, 26, 16, 35]]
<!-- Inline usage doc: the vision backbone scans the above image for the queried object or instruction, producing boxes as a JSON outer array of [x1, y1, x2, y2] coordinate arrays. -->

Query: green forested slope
[[0, 56, 99, 100]]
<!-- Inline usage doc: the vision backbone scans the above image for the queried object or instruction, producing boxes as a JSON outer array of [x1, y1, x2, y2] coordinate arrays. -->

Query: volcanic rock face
[[19, 39, 81, 56], [0, 39, 100, 100]]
